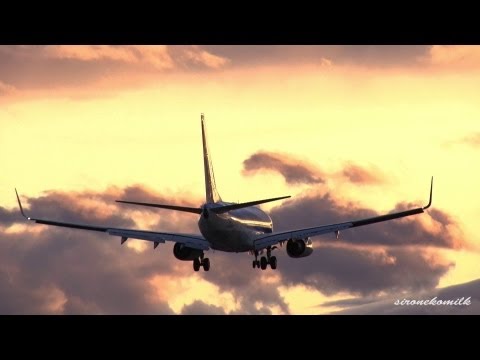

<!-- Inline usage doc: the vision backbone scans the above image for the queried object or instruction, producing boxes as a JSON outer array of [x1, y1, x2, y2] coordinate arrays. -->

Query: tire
[[193, 258, 201, 271], [270, 256, 277, 270], [203, 258, 210, 271], [260, 256, 267, 270]]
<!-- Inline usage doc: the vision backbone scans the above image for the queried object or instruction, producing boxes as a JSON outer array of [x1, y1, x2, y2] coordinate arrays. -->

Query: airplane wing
[[15, 190, 210, 251], [253, 177, 433, 251]]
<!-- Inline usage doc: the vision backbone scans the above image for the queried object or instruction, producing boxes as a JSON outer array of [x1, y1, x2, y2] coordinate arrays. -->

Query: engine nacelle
[[286, 238, 313, 258], [173, 243, 203, 261]]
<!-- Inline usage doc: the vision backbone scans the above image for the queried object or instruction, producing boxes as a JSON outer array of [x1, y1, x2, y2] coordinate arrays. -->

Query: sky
[[1, 45, 480, 314]]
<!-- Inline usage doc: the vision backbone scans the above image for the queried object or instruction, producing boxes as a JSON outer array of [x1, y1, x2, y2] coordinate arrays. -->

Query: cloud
[[181, 300, 226, 315], [447, 133, 480, 148], [463, 133, 480, 147], [0, 45, 230, 95], [0, 186, 206, 314], [270, 191, 463, 249], [0, 80, 15, 95], [170, 45, 230, 69], [45, 45, 230, 71], [331, 278, 480, 314], [238, 149, 464, 298], [45, 45, 175, 70], [341, 163, 385, 184], [243, 151, 386, 186], [242, 151, 325, 185], [427, 45, 480, 69], [0, 178, 467, 313], [262, 183, 464, 297], [0, 206, 20, 226], [202, 45, 432, 68], [277, 245, 453, 297], [0, 186, 290, 314]]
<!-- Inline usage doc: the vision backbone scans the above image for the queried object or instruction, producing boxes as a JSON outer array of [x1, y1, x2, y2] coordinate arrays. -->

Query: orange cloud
[[45, 45, 174, 70], [427, 45, 480, 69], [0, 81, 15, 95], [180, 45, 230, 69], [341, 163, 386, 185], [44, 45, 230, 71]]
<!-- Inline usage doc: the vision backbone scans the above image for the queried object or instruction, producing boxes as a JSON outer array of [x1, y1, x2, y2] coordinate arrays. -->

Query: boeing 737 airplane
[[15, 114, 433, 272]]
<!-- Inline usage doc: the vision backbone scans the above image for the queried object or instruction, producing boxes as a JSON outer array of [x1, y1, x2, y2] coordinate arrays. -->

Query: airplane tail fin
[[201, 113, 222, 203]]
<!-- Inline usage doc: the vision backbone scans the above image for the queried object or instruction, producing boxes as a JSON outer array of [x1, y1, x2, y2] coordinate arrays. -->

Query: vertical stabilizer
[[201, 114, 222, 203]]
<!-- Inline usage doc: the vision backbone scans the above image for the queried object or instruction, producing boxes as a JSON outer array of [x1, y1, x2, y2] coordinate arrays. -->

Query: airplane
[[15, 114, 433, 272]]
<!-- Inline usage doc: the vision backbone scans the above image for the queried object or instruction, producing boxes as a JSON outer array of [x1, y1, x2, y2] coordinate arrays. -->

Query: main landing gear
[[193, 253, 210, 272], [252, 247, 277, 270]]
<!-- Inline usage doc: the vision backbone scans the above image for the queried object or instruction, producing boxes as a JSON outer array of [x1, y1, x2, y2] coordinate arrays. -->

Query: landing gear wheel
[[260, 256, 268, 270], [270, 256, 277, 270], [256, 260, 260, 268], [203, 258, 210, 271], [252, 260, 257, 269], [193, 258, 201, 272]]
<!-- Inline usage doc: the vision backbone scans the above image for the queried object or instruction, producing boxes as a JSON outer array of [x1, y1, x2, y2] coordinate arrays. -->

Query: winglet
[[423, 177, 433, 210], [15, 188, 30, 220]]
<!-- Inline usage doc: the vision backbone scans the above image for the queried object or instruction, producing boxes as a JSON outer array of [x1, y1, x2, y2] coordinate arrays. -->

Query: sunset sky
[[1, 45, 479, 314]]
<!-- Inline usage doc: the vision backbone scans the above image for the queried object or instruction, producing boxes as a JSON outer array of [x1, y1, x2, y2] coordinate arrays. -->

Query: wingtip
[[423, 176, 433, 210], [15, 188, 28, 219]]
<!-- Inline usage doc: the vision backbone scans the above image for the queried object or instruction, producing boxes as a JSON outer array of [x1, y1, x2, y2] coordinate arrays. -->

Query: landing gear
[[252, 250, 261, 269], [193, 254, 210, 272], [270, 256, 277, 270], [203, 258, 210, 271], [193, 258, 201, 272], [253, 247, 278, 270]]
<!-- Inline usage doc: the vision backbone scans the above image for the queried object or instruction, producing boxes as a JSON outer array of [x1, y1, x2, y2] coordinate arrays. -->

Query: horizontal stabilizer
[[115, 200, 202, 214], [210, 196, 291, 214]]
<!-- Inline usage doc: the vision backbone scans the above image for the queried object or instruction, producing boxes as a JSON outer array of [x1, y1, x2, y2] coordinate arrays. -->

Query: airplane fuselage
[[198, 202, 273, 252]]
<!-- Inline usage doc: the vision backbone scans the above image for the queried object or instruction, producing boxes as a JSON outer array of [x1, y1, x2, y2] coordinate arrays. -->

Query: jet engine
[[286, 238, 313, 258], [173, 243, 203, 261]]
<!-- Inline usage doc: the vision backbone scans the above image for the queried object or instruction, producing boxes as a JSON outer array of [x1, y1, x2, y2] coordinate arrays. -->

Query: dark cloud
[[331, 278, 480, 314], [0, 186, 290, 314], [243, 151, 325, 185], [261, 184, 464, 297], [0, 228, 177, 314], [117, 184, 202, 208], [203, 45, 432, 68], [270, 192, 462, 249], [181, 300, 226, 315], [0, 178, 467, 313], [209, 149, 462, 301], [277, 245, 453, 297], [0, 186, 206, 314], [243, 151, 386, 186], [0, 206, 19, 225], [201, 251, 290, 314]]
